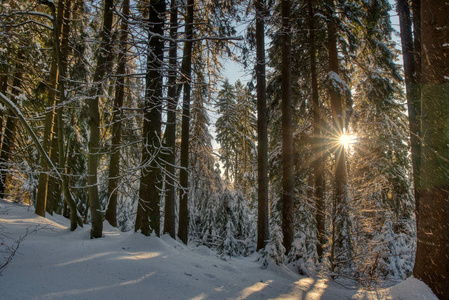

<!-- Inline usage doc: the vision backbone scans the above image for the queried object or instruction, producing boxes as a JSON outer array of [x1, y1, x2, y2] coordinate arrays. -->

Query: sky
[[222, 0, 404, 85]]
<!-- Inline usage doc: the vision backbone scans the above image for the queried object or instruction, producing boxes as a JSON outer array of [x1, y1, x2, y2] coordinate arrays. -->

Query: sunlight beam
[[338, 133, 356, 148]]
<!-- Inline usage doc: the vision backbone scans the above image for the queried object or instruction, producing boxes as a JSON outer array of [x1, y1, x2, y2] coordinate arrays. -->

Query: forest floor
[[0, 200, 437, 300]]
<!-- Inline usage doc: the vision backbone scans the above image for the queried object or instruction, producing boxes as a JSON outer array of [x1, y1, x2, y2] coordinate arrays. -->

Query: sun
[[338, 133, 356, 148]]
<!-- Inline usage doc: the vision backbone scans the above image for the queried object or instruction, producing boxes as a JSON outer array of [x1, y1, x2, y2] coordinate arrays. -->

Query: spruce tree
[[105, 0, 130, 227], [281, 0, 294, 255], [136, 0, 166, 236], [413, 1, 449, 297], [255, 0, 269, 252], [178, 0, 194, 244]]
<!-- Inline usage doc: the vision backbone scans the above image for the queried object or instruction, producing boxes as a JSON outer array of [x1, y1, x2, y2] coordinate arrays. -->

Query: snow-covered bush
[[287, 232, 317, 276]]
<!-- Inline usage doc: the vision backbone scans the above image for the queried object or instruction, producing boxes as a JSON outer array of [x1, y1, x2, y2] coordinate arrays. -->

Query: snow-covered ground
[[0, 200, 437, 300]]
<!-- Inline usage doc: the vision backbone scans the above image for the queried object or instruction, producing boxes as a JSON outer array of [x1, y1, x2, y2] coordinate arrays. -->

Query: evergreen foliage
[[2, 0, 446, 292]]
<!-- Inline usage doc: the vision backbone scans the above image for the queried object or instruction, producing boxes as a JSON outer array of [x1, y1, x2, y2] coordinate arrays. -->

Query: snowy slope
[[0, 200, 437, 300]]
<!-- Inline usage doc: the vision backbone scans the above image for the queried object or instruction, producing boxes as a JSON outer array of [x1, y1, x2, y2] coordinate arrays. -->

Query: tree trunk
[[47, 127, 61, 213], [308, 0, 325, 261], [163, 0, 178, 238], [41, 0, 82, 231], [105, 0, 130, 228], [396, 0, 421, 227], [46, 0, 71, 216], [281, 0, 294, 254], [327, 0, 349, 274], [0, 60, 9, 166], [413, 1, 449, 298], [0, 51, 24, 199], [35, 53, 57, 217], [86, 0, 114, 238], [135, 0, 166, 236], [177, 0, 194, 244], [255, 0, 269, 252], [35, 0, 69, 217]]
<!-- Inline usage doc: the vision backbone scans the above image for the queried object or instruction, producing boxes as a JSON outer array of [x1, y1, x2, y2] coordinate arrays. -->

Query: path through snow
[[0, 200, 437, 300]]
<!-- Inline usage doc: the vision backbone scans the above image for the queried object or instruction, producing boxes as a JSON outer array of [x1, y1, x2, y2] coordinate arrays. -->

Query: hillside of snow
[[0, 200, 437, 300]]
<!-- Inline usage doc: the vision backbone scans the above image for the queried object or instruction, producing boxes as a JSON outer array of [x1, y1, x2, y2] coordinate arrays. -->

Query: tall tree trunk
[[413, 1, 449, 298], [327, 0, 349, 274], [281, 0, 294, 254], [35, 0, 69, 217], [0, 51, 24, 199], [178, 0, 194, 244], [308, 0, 325, 261], [0, 63, 7, 197], [255, 0, 269, 251], [135, 0, 166, 236], [35, 52, 58, 217], [47, 129, 61, 213], [411, 0, 421, 224], [87, 0, 114, 238], [40, 0, 82, 231], [105, 0, 130, 228], [46, 0, 71, 215], [0, 60, 9, 161], [163, 0, 178, 238], [396, 0, 421, 228]]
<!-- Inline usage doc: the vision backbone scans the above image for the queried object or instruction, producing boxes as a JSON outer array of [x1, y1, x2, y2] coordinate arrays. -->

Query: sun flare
[[338, 133, 356, 148]]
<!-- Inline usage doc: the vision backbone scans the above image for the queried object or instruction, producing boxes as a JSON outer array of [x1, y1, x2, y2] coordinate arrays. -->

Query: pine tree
[[135, 0, 166, 236], [178, 0, 194, 244], [189, 66, 223, 247], [255, 0, 269, 252], [0, 51, 24, 199], [105, 0, 130, 228], [413, 1, 449, 297], [216, 80, 256, 196], [162, 0, 179, 238], [280, 0, 294, 255], [308, 0, 326, 261], [215, 80, 237, 180], [326, 0, 352, 275], [41, 0, 83, 230], [35, 0, 66, 217], [396, 0, 421, 230]]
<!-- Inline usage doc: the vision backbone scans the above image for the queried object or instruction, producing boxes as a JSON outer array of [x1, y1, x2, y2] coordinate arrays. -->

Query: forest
[[0, 0, 448, 299]]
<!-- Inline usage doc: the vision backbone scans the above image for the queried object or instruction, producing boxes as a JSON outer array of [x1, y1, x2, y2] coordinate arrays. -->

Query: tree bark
[[396, 0, 421, 228], [163, 0, 178, 238], [413, 1, 449, 298], [39, 0, 83, 230], [135, 0, 166, 236], [281, 0, 294, 255], [87, 0, 114, 238], [0, 62, 6, 197], [327, 0, 349, 274], [308, 0, 325, 261], [0, 51, 24, 199], [35, 53, 57, 217], [0, 56, 9, 181], [105, 0, 130, 228], [255, 0, 269, 252], [0, 62, 10, 192], [35, 0, 69, 217], [46, 0, 71, 215], [47, 123, 61, 213], [177, 0, 194, 245]]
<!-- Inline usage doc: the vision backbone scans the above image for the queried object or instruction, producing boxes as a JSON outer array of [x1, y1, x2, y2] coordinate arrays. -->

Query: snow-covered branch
[[0, 92, 61, 182], [0, 10, 53, 21]]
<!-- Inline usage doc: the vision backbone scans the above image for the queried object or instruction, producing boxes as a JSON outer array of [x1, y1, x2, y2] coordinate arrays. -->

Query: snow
[[389, 277, 438, 300], [327, 71, 348, 94], [0, 200, 437, 300]]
